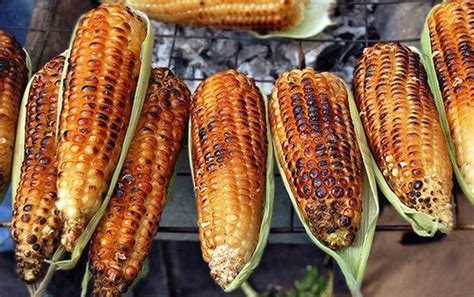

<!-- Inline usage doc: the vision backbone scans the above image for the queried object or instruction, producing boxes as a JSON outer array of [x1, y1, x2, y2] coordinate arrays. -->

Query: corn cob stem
[[101, 0, 306, 32], [270, 69, 363, 250], [0, 29, 28, 196], [353, 43, 454, 228], [55, 3, 147, 251], [191, 70, 268, 288], [89, 68, 190, 296], [427, 0, 474, 194], [11, 55, 65, 283]]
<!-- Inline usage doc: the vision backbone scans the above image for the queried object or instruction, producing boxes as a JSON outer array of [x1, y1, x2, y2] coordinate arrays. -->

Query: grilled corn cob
[[56, 3, 147, 251], [11, 55, 65, 283], [191, 70, 267, 288], [0, 29, 27, 195], [270, 69, 363, 250], [101, 0, 306, 32], [353, 43, 454, 228], [89, 68, 190, 296], [427, 0, 474, 193]]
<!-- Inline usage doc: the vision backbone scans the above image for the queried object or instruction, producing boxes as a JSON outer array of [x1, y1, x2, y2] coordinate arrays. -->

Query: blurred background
[[0, 0, 473, 296]]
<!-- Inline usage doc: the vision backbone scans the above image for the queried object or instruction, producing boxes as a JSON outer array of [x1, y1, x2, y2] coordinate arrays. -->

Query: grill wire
[[1, 0, 473, 235]]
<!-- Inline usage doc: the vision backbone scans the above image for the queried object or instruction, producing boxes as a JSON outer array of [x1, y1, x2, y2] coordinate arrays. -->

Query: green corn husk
[[420, 10, 474, 205], [254, 0, 335, 39], [274, 84, 379, 297], [188, 89, 275, 293], [351, 45, 451, 236], [4, 49, 32, 203], [12, 7, 154, 297]]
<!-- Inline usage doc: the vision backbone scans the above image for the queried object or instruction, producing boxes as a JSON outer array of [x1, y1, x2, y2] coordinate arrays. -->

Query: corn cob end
[[91, 271, 124, 297], [60, 217, 86, 252], [208, 245, 244, 288]]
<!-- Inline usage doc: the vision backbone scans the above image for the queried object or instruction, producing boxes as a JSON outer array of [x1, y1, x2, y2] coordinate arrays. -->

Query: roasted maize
[[89, 68, 190, 296], [353, 43, 454, 228], [101, 0, 305, 32], [270, 69, 363, 250], [56, 3, 147, 251], [0, 29, 27, 195], [11, 55, 65, 283], [191, 70, 267, 287], [427, 0, 474, 193]]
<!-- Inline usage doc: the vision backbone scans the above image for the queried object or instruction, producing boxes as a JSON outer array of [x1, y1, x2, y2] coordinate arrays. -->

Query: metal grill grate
[[2, 0, 473, 237]]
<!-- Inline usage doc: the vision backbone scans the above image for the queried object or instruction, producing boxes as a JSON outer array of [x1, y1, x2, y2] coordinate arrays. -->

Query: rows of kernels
[[353, 43, 454, 228], [56, 3, 147, 251], [428, 0, 474, 193], [11, 55, 64, 283], [106, 0, 305, 32], [89, 68, 190, 296], [0, 30, 27, 194], [270, 69, 363, 250], [191, 70, 267, 287]]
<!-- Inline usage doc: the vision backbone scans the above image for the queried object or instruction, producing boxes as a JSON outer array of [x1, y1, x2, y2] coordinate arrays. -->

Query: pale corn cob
[[270, 69, 363, 250], [89, 68, 190, 297], [191, 70, 267, 287], [56, 3, 147, 251], [428, 0, 474, 193], [11, 56, 65, 283], [353, 43, 454, 228], [0, 29, 27, 194], [101, 0, 305, 32]]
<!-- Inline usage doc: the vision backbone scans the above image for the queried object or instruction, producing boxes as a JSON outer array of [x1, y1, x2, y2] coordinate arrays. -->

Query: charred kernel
[[340, 216, 351, 227], [331, 187, 344, 198], [354, 42, 454, 229], [316, 187, 327, 198], [271, 69, 363, 250]]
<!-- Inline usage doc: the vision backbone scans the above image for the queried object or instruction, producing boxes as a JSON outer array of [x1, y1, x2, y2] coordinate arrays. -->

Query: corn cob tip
[[14, 252, 45, 283], [60, 218, 86, 252], [91, 273, 125, 297], [208, 245, 244, 289]]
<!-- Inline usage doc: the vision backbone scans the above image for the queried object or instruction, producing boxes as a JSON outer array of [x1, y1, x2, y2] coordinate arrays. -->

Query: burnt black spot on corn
[[100, 0, 306, 32], [353, 42, 454, 228], [55, 3, 147, 251], [11, 55, 65, 283], [0, 29, 28, 195], [269, 68, 363, 250], [428, 0, 474, 193], [89, 68, 190, 297], [191, 70, 268, 287]]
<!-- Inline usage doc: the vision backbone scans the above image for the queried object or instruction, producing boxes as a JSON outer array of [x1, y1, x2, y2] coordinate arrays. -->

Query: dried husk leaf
[[275, 83, 379, 297], [420, 8, 474, 205], [254, 0, 335, 39], [188, 89, 275, 292]]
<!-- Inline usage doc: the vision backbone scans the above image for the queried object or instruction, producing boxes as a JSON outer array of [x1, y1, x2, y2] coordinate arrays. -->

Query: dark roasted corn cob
[[270, 69, 363, 250], [427, 0, 474, 193], [55, 3, 147, 251], [0, 29, 28, 195], [191, 70, 267, 287], [353, 43, 454, 228], [89, 68, 190, 296], [101, 0, 305, 32], [11, 55, 65, 283]]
